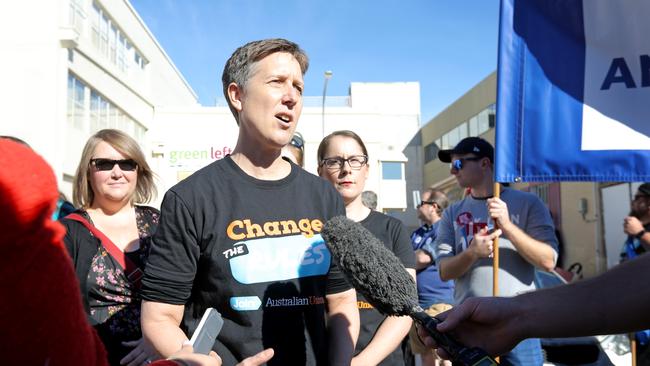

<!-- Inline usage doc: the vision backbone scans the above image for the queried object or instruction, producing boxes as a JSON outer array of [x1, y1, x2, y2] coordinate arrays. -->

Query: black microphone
[[322, 216, 499, 366]]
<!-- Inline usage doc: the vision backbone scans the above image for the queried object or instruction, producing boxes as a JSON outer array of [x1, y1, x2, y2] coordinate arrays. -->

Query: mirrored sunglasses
[[451, 156, 483, 170]]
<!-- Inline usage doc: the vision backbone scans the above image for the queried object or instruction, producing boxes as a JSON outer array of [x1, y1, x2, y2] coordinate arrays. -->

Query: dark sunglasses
[[90, 158, 138, 171], [451, 156, 483, 170], [417, 200, 436, 209]]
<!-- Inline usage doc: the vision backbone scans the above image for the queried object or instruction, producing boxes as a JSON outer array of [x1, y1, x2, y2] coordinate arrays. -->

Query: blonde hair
[[72, 129, 156, 207]]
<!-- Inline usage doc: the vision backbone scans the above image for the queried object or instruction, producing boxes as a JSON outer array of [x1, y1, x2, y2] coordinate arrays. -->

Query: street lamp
[[322, 70, 333, 138]]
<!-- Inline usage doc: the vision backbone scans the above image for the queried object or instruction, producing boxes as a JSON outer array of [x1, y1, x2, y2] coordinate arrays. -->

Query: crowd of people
[[5, 37, 650, 366]]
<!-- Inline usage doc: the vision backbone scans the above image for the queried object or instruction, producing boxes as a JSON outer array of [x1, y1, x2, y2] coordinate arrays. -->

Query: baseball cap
[[438, 137, 494, 163]]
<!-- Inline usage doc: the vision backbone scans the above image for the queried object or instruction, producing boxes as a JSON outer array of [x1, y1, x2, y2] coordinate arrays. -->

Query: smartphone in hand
[[189, 308, 224, 355]]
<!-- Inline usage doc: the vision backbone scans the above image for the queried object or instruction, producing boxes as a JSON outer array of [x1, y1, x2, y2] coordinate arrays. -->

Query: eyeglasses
[[90, 158, 138, 171], [451, 156, 483, 170], [417, 200, 436, 209], [320, 155, 368, 170]]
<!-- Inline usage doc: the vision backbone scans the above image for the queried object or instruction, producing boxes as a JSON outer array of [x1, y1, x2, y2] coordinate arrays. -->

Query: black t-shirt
[[355, 210, 415, 366], [141, 157, 348, 366]]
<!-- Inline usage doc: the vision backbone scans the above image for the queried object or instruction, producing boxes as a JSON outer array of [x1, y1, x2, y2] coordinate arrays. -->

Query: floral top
[[84, 206, 159, 342]]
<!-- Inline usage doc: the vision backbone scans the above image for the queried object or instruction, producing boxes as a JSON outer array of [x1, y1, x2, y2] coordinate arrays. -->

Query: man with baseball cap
[[425, 136, 559, 365]]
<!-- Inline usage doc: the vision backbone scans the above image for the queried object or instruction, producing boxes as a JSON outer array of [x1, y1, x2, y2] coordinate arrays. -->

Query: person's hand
[[121, 337, 159, 366], [236, 348, 274, 366], [165, 343, 221, 366], [164, 344, 273, 366], [624, 216, 644, 236], [487, 197, 511, 229], [416, 297, 525, 359], [469, 227, 501, 259]]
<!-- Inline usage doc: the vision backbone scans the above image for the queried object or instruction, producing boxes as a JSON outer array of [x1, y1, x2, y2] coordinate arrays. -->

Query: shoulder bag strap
[[66, 213, 143, 286]]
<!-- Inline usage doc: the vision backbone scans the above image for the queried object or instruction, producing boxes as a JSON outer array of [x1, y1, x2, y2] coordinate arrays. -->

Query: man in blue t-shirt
[[408, 188, 454, 366]]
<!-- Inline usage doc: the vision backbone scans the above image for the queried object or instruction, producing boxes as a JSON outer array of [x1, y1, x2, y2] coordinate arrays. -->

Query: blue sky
[[130, 0, 500, 125]]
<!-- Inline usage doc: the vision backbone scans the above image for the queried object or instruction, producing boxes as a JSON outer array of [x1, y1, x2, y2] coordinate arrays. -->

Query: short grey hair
[[362, 191, 378, 210], [221, 38, 309, 124]]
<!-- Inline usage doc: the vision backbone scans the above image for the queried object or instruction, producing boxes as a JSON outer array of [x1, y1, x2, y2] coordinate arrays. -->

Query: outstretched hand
[[236, 348, 274, 366], [164, 344, 274, 366], [416, 296, 526, 359]]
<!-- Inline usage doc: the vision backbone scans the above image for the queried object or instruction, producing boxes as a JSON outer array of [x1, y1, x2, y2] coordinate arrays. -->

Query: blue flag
[[495, 0, 650, 183]]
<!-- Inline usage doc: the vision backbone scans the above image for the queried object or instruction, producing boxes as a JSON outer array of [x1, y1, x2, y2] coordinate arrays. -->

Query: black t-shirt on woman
[[141, 156, 349, 366], [355, 210, 415, 366]]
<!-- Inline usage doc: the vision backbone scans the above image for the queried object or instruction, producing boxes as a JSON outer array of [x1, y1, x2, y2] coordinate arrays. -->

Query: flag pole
[[631, 334, 637, 366], [493, 182, 501, 297]]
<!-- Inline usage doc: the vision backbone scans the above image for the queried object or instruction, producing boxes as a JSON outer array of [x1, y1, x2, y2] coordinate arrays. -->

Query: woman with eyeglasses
[[317, 130, 416, 366], [61, 129, 159, 366]]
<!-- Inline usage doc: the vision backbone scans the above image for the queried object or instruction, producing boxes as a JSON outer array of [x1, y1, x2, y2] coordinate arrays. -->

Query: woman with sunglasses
[[62, 129, 159, 366], [317, 130, 416, 366]]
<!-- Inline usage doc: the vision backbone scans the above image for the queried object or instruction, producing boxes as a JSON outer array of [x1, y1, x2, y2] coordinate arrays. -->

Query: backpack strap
[[66, 213, 143, 286]]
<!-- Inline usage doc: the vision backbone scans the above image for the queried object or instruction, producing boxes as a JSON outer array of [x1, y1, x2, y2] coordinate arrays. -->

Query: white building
[[151, 82, 421, 213], [1, 0, 198, 198], [2, 0, 422, 225]]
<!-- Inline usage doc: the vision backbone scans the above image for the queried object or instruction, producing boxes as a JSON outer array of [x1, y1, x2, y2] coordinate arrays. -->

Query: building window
[[382, 162, 403, 180], [91, 2, 100, 47], [89, 1, 148, 73], [67, 74, 86, 130], [117, 34, 127, 71], [99, 12, 109, 56], [488, 103, 496, 127], [459, 121, 468, 141], [424, 142, 439, 164], [477, 108, 490, 135], [68, 0, 85, 34], [469, 116, 478, 136], [68, 73, 145, 140], [109, 24, 118, 64], [90, 90, 100, 132], [530, 184, 550, 205]]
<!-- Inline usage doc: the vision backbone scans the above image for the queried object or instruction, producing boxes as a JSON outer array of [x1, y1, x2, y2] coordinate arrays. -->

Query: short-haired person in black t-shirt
[[140, 39, 360, 366], [318, 130, 416, 366]]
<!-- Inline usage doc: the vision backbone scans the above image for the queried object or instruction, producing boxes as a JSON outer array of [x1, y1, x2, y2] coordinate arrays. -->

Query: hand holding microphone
[[322, 216, 499, 366]]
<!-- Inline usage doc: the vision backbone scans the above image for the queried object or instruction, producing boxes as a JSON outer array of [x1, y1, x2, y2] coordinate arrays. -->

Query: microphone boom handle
[[411, 311, 499, 366]]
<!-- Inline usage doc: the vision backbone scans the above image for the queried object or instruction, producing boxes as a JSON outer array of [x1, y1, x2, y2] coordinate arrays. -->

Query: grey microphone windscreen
[[323, 217, 499, 365], [321, 215, 418, 316]]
